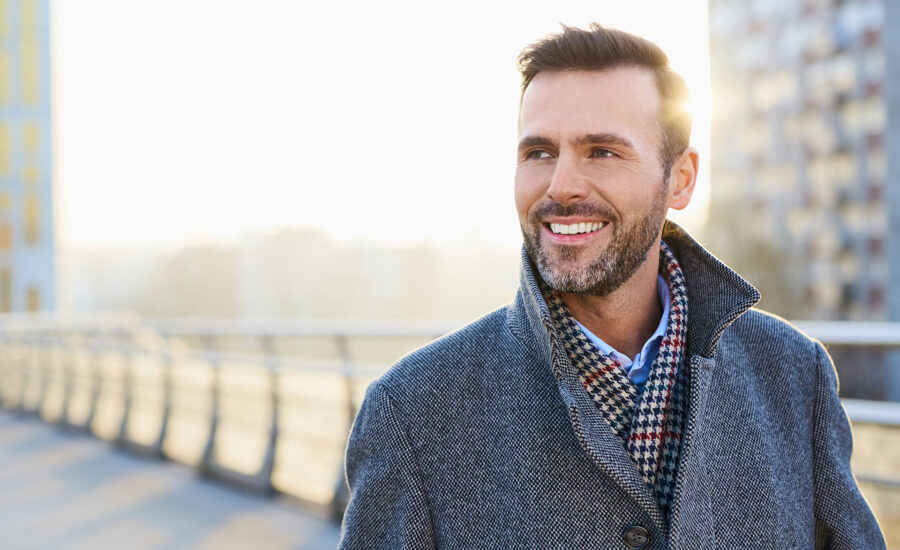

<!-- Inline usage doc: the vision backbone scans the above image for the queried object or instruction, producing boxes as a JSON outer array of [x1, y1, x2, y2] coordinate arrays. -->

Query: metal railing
[[0, 315, 897, 522], [0, 314, 449, 519]]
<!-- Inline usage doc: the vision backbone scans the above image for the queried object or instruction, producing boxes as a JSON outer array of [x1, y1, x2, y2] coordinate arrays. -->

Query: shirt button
[[623, 525, 651, 549]]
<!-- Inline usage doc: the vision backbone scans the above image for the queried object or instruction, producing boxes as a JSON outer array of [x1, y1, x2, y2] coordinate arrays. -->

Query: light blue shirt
[[574, 275, 670, 391]]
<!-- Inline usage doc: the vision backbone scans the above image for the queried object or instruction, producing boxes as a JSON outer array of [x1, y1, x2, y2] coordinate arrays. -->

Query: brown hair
[[517, 23, 691, 178]]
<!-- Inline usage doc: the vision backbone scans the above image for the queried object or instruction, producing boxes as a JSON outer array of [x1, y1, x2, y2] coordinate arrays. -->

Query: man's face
[[514, 68, 673, 296]]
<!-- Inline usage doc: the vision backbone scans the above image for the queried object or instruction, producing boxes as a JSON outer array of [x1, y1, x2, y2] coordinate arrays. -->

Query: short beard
[[521, 185, 668, 297]]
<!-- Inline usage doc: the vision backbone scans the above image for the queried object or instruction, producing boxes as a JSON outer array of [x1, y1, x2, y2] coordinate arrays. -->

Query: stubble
[[521, 184, 668, 297]]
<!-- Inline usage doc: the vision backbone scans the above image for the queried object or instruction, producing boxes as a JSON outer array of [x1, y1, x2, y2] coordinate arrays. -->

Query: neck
[[560, 243, 663, 359]]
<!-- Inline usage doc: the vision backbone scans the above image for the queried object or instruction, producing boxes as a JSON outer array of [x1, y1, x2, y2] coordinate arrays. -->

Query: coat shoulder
[[723, 307, 822, 356], [716, 307, 826, 399], [374, 306, 524, 410]]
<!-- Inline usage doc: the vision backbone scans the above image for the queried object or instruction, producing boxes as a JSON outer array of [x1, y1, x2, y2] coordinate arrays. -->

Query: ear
[[667, 147, 699, 211]]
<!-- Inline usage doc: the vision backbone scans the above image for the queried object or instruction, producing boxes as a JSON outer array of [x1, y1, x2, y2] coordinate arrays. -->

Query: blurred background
[[0, 0, 898, 548]]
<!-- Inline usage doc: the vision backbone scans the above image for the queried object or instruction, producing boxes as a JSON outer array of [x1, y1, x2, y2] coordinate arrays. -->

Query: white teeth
[[549, 222, 607, 235]]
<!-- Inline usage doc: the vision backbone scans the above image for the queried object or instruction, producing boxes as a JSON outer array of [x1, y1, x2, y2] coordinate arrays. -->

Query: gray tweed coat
[[340, 221, 885, 549]]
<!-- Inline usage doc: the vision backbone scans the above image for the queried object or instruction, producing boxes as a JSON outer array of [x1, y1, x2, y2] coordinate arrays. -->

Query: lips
[[542, 219, 609, 243], [548, 221, 608, 235]]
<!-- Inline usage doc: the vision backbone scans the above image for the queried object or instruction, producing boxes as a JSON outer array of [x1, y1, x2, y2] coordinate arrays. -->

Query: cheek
[[514, 167, 547, 221]]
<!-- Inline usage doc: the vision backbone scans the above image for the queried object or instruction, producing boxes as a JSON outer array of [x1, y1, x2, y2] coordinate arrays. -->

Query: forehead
[[519, 68, 661, 145]]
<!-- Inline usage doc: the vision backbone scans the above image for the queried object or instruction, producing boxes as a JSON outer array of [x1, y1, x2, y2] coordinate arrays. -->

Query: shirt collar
[[572, 274, 670, 365]]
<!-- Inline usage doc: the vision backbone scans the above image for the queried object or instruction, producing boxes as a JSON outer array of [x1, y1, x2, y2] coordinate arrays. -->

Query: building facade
[[0, 0, 55, 312], [707, 0, 898, 322]]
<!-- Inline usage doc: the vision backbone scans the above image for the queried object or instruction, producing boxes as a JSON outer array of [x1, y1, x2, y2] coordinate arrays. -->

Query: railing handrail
[[0, 334, 389, 378], [145, 318, 459, 338], [1, 316, 900, 345], [793, 321, 900, 347], [0, 314, 460, 338], [843, 398, 900, 426]]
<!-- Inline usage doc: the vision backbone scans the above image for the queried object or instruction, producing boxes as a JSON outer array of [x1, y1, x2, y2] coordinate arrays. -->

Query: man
[[340, 24, 885, 549]]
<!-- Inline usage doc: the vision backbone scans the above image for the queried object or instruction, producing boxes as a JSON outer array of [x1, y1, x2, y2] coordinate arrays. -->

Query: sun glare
[[53, 0, 711, 249]]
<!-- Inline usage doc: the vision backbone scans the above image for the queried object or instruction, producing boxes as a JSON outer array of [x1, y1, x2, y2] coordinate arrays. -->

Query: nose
[[546, 153, 589, 204]]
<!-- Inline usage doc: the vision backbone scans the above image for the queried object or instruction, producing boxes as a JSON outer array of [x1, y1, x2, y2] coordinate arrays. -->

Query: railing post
[[85, 331, 102, 433], [0, 332, 12, 410], [0, 333, 12, 410], [15, 336, 29, 413], [154, 345, 174, 456], [30, 337, 50, 416], [200, 335, 221, 475], [331, 333, 355, 521], [257, 334, 279, 493], [0, 333, 6, 409], [117, 329, 135, 445], [59, 332, 74, 427]]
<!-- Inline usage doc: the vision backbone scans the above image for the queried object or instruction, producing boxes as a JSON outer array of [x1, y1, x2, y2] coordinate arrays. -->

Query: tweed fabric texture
[[544, 241, 688, 516], [340, 221, 885, 549]]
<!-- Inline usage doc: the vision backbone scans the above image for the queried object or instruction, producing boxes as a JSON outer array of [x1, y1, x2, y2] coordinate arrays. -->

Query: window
[[25, 287, 39, 312], [861, 97, 885, 134], [0, 223, 12, 253], [23, 121, 38, 155], [24, 164, 39, 185], [0, 52, 10, 105], [866, 149, 886, 181], [0, 123, 9, 175], [0, 269, 10, 313], [0, 0, 8, 39], [0, 191, 12, 252], [22, 0, 38, 33], [24, 194, 39, 244], [21, 41, 39, 105], [20, 0, 40, 106]]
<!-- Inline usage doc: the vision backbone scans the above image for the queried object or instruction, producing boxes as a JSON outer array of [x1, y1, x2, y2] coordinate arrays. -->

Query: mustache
[[527, 201, 618, 223]]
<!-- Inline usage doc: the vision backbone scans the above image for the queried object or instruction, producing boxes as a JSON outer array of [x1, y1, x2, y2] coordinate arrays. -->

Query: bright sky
[[52, 0, 710, 250]]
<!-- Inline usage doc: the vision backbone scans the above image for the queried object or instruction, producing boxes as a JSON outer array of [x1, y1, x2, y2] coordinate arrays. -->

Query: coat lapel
[[509, 220, 762, 534], [547, 323, 668, 527]]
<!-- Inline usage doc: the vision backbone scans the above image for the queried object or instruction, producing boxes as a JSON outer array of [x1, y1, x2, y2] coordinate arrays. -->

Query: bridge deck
[[0, 411, 342, 550]]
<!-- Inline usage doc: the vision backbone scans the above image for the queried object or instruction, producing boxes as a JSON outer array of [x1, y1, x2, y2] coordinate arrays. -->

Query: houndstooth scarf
[[543, 241, 689, 517]]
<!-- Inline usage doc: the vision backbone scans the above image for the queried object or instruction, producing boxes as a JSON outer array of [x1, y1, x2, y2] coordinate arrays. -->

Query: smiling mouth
[[546, 221, 608, 235]]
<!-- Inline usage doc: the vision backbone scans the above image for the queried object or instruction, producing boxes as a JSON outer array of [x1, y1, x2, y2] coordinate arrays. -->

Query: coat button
[[623, 525, 650, 549]]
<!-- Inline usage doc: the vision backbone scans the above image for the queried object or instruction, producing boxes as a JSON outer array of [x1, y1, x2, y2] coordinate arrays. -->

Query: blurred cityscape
[[61, 230, 520, 322], [707, 0, 897, 322], [705, 0, 900, 406]]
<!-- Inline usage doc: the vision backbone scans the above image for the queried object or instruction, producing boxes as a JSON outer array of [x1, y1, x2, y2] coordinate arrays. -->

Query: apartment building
[[0, 0, 55, 312], [706, 0, 897, 321]]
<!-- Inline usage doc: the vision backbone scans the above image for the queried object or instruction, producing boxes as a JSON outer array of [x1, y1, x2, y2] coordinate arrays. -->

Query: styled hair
[[517, 23, 691, 178]]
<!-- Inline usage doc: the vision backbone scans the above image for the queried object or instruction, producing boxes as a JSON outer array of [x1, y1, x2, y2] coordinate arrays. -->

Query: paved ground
[[0, 411, 342, 550]]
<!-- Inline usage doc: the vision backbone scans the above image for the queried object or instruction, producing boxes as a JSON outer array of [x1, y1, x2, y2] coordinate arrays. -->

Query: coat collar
[[505, 220, 760, 530], [506, 219, 760, 361]]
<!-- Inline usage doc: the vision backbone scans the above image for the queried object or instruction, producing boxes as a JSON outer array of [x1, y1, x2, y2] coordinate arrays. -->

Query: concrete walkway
[[0, 411, 342, 550]]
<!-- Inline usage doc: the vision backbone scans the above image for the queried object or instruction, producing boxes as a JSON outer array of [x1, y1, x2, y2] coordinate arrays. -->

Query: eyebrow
[[574, 133, 635, 150], [517, 133, 635, 152], [517, 136, 555, 152]]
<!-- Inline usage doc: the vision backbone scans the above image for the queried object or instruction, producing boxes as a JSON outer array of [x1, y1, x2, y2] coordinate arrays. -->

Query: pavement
[[0, 410, 342, 550]]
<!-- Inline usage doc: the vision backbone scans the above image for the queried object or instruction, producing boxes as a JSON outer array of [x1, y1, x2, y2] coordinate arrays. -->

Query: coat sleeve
[[811, 342, 886, 549], [339, 380, 436, 550]]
